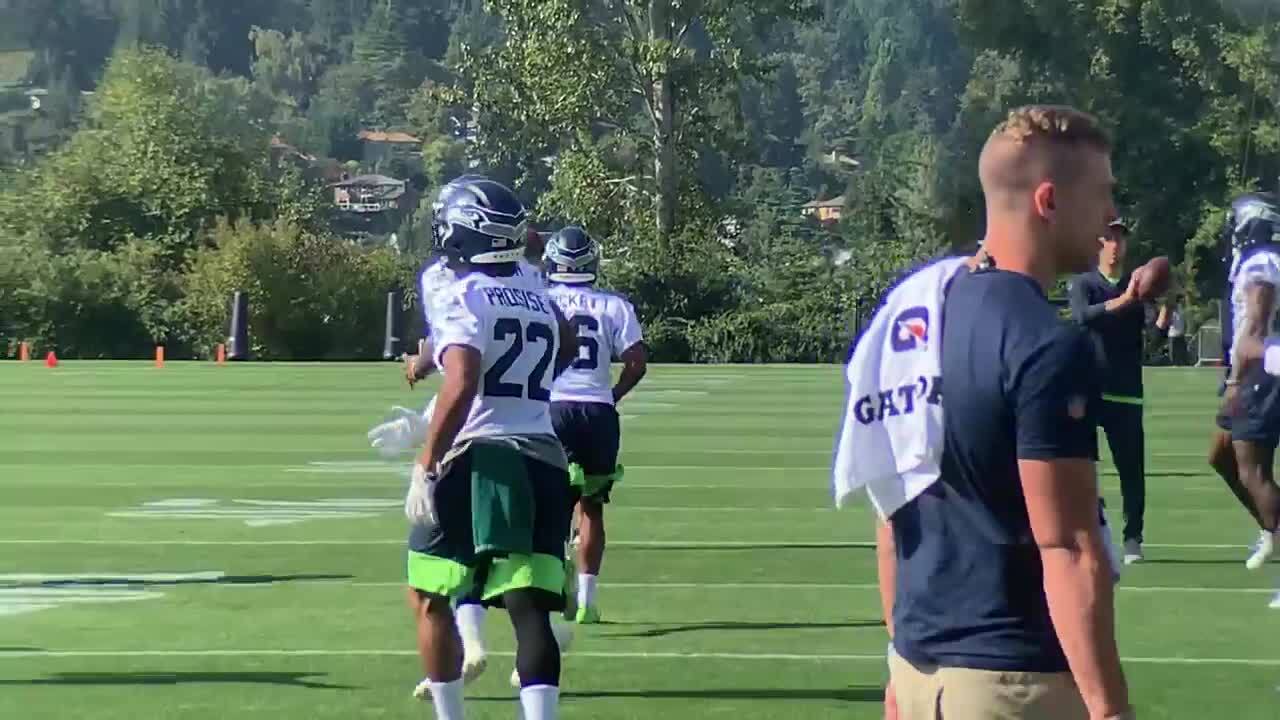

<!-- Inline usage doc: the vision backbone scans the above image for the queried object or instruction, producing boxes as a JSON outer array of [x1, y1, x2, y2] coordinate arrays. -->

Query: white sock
[[455, 604, 487, 656], [577, 574, 597, 609], [428, 679, 465, 720], [519, 684, 559, 720]]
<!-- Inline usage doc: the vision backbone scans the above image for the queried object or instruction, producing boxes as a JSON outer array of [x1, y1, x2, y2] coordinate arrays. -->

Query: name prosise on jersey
[[548, 285, 643, 405], [433, 272, 561, 440], [420, 258, 545, 333]]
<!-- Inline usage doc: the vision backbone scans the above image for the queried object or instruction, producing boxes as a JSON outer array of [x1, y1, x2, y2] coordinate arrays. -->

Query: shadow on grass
[[2, 574, 353, 589], [474, 686, 882, 702], [601, 619, 883, 638], [0, 671, 353, 689]]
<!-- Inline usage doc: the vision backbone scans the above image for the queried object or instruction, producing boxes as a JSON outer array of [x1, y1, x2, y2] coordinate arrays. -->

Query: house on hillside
[[357, 129, 421, 169], [801, 195, 845, 225], [329, 173, 419, 245], [332, 174, 409, 213]]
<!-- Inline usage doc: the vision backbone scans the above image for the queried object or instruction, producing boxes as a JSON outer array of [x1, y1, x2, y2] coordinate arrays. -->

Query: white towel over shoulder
[[832, 257, 968, 518]]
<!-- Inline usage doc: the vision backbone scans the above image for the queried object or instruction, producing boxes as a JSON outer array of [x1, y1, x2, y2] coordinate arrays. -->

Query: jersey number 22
[[485, 318, 555, 400]]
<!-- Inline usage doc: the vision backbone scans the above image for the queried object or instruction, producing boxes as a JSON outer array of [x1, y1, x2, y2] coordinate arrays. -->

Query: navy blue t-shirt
[[892, 268, 1099, 673]]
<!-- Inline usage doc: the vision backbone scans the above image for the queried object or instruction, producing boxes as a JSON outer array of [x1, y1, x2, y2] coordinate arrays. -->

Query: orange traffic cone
[[18, 342, 29, 362], [155, 346, 165, 368], [45, 351, 58, 368], [215, 343, 226, 366]]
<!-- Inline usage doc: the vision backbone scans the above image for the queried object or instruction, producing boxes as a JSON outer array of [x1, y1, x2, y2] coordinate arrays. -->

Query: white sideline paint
[[0, 572, 225, 583], [0, 572, 224, 617], [0, 539, 1255, 550], [108, 498, 391, 527], [0, 588, 164, 617], [0, 648, 1273, 667], [215, 579, 1273, 595]]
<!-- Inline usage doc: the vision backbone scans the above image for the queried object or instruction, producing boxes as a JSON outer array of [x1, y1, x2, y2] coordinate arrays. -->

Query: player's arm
[[551, 304, 577, 378], [1015, 331, 1130, 720], [611, 300, 648, 403], [418, 291, 485, 470], [612, 343, 648, 403], [419, 345, 480, 470], [1069, 276, 1135, 327], [1228, 280, 1277, 384], [1154, 304, 1171, 332], [875, 518, 895, 638], [405, 338, 437, 387]]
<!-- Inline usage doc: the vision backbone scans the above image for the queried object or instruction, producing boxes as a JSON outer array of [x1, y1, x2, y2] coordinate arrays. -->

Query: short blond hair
[[979, 105, 1112, 198], [989, 105, 1111, 152]]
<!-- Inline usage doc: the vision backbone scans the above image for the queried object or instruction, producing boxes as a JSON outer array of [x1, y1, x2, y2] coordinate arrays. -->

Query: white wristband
[[886, 641, 897, 671]]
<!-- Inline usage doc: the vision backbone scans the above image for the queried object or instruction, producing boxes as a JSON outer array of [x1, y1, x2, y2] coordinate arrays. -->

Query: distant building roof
[[269, 135, 317, 164], [331, 174, 405, 188], [802, 195, 846, 210], [0, 50, 34, 86], [357, 130, 421, 144]]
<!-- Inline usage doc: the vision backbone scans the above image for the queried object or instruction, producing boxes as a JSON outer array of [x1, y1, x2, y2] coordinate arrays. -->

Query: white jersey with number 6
[[432, 270, 561, 441], [547, 284, 643, 405]]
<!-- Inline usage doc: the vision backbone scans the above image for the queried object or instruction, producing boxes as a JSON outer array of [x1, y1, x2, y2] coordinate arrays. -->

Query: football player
[[403, 175, 576, 720], [543, 226, 648, 624], [1207, 192, 1280, 605]]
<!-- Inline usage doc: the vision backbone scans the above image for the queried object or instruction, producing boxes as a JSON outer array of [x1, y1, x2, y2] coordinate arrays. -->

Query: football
[[1133, 256, 1171, 300]]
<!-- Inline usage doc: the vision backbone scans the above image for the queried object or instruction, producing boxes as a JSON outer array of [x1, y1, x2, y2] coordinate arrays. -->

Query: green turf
[[0, 362, 1276, 719]]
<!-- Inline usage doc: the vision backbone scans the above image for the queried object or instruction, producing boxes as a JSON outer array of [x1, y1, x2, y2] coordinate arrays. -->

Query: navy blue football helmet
[[431, 175, 528, 264], [543, 226, 600, 284], [1223, 192, 1280, 255]]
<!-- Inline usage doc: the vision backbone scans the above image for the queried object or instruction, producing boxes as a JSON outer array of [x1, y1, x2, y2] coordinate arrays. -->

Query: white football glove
[[405, 463, 438, 526], [367, 406, 428, 458]]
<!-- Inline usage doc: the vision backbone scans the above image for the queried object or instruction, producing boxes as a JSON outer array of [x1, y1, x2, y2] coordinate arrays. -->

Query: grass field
[[1, 362, 1277, 719]]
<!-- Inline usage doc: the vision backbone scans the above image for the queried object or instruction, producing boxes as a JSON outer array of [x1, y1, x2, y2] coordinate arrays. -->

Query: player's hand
[[1120, 270, 1143, 304], [368, 407, 426, 458], [1221, 383, 1243, 418], [405, 462, 438, 525], [883, 680, 899, 720], [404, 354, 420, 388]]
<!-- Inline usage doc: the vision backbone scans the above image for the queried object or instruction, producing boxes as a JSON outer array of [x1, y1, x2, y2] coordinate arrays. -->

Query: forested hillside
[[0, 0, 1276, 360]]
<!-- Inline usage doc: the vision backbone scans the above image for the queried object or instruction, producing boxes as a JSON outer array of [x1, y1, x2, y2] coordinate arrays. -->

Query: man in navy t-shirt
[[879, 106, 1132, 720]]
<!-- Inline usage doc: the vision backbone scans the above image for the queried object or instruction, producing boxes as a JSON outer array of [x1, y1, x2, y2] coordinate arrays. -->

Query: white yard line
[[0, 539, 1255, 550], [0, 648, 1272, 666], [209, 579, 1273, 595]]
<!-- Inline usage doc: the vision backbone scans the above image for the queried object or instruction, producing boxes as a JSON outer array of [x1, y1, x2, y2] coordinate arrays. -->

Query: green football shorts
[[407, 441, 572, 601]]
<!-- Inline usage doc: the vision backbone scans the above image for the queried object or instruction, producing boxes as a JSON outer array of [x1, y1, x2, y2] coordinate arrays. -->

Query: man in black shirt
[[881, 105, 1131, 720], [1069, 220, 1171, 564]]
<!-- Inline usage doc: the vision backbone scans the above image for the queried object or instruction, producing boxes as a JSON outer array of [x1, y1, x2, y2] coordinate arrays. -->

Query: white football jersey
[[1229, 248, 1280, 362], [431, 270, 561, 441], [547, 284, 643, 404]]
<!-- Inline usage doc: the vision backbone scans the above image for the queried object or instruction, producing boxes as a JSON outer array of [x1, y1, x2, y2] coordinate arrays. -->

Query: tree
[[183, 219, 410, 359], [250, 26, 326, 112], [451, 0, 817, 246], [1, 48, 276, 261], [953, 0, 1280, 282]]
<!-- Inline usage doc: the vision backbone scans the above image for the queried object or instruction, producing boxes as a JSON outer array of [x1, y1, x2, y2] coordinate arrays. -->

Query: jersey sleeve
[[1012, 327, 1098, 461], [1237, 252, 1280, 292], [610, 296, 644, 357], [418, 270, 435, 329], [431, 285, 488, 367]]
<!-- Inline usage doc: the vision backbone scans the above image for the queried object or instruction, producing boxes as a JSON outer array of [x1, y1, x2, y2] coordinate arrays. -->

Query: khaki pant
[[890, 653, 1088, 720]]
